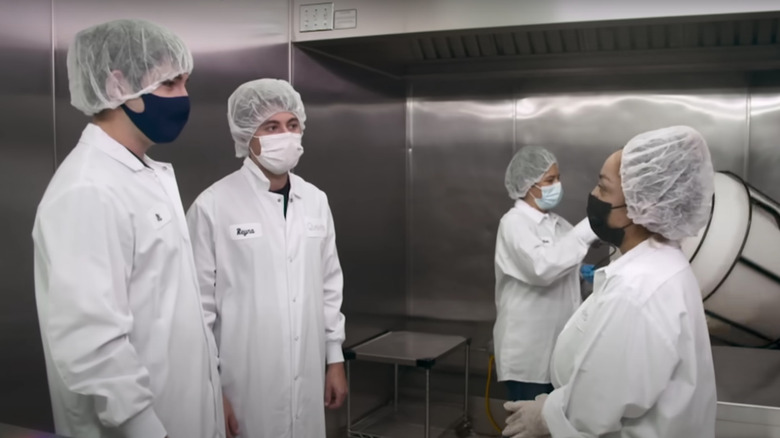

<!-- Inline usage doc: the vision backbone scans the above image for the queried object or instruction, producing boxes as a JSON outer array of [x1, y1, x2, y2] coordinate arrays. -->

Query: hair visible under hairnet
[[504, 146, 558, 200], [621, 126, 715, 241], [227, 79, 307, 158], [67, 19, 193, 116]]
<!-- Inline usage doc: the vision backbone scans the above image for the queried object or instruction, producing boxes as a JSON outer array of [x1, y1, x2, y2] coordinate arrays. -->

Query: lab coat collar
[[84, 123, 151, 172], [602, 238, 657, 278], [514, 199, 555, 224], [241, 157, 303, 199], [81, 123, 144, 172]]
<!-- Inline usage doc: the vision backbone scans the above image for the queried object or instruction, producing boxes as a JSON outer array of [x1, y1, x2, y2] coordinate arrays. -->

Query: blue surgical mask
[[121, 93, 191, 144], [533, 182, 563, 211]]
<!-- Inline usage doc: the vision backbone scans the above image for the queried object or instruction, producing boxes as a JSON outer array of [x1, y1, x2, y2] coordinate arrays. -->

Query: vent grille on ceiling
[[410, 18, 780, 61]]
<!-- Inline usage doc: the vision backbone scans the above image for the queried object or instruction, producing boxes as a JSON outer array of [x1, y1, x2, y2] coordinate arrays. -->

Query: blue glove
[[580, 264, 595, 284]]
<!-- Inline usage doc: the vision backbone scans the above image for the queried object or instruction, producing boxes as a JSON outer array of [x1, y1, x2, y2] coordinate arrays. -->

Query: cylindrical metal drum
[[681, 171, 780, 348]]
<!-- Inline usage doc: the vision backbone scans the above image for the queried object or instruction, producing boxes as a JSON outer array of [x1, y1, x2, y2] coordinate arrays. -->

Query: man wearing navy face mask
[[493, 146, 598, 402], [32, 19, 224, 438]]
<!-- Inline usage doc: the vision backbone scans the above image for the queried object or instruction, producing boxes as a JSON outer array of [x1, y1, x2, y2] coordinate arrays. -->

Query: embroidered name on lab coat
[[230, 223, 263, 240], [147, 203, 172, 230], [304, 218, 326, 237]]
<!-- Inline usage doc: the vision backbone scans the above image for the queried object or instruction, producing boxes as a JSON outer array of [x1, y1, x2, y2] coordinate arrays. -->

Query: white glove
[[502, 394, 551, 438]]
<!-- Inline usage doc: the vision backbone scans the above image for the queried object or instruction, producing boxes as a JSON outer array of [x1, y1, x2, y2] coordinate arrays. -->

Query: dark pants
[[505, 380, 554, 401]]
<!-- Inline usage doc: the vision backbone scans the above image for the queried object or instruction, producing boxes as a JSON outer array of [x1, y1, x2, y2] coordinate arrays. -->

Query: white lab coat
[[544, 239, 717, 438], [32, 124, 224, 438], [493, 200, 596, 383], [186, 158, 346, 438]]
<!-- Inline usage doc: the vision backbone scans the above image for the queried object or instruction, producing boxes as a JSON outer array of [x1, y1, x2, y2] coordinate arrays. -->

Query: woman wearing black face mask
[[503, 126, 717, 438]]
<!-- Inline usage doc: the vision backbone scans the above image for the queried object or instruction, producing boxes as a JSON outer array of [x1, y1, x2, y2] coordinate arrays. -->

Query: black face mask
[[587, 193, 630, 247]]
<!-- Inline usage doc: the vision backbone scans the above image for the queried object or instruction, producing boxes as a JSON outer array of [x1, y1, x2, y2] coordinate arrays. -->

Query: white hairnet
[[227, 79, 307, 158], [621, 126, 715, 241], [67, 19, 193, 116], [504, 146, 558, 199]]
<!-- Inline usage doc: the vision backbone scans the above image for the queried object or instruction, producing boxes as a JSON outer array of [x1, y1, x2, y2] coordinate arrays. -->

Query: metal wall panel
[[748, 72, 780, 201], [409, 82, 515, 321], [0, 0, 55, 431], [52, 0, 290, 209], [292, 47, 408, 316], [408, 72, 752, 325]]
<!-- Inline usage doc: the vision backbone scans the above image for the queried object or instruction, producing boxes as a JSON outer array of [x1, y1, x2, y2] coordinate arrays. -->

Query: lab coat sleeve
[[35, 185, 166, 438], [497, 217, 597, 287], [186, 190, 219, 334], [542, 293, 680, 437], [321, 197, 345, 364]]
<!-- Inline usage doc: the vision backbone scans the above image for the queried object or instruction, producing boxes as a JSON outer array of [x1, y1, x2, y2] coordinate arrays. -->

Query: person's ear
[[105, 70, 128, 101]]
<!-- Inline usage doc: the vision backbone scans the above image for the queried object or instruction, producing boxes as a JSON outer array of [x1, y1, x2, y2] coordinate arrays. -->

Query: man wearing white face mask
[[493, 146, 598, 402], [186, 79, 347, 438]]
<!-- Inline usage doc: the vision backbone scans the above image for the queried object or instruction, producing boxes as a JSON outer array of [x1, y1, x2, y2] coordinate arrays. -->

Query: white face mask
[[251, 132, 304, 175]]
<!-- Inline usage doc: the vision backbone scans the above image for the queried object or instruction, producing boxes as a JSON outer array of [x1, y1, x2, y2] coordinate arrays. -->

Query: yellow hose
[[485, 355, 502, 434]]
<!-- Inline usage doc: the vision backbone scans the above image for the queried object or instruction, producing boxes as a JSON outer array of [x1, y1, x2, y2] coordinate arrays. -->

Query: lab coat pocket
[[229, 222, 263, 241], [304, 217, 326, 238]]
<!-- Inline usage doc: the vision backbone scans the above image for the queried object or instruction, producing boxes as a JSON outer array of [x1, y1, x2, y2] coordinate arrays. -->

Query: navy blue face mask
[[121, 93, 190, 144]]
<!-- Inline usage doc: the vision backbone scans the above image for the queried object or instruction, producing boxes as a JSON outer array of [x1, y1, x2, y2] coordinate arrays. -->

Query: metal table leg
[[394, 364, 399, 412], [464, 343, 470, 420], [425, 368, 431, 438], [346, 361, 352, 437]]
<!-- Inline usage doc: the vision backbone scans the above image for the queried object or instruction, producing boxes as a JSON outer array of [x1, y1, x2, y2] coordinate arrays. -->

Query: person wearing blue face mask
[[493, 146, 598, 402], [32, 19, 224, 438]]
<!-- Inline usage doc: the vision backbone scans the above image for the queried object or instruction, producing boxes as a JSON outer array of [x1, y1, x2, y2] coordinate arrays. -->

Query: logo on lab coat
[[147, 203, 172, 230], [304, 218, 326, 237], [230, 223, 263, 240]]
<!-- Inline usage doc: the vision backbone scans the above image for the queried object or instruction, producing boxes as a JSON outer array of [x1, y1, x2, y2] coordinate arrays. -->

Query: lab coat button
[[295, 336, 300, 341]]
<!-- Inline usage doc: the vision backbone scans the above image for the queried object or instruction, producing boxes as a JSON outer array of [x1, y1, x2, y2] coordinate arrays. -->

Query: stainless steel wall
[[408, 83, 514, 323], [0, 0, 56, 431], [292, 48, 407, 317], [749, 72, 780, 201]]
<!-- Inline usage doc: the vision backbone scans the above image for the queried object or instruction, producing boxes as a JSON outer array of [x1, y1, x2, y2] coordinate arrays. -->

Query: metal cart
[[344, 331, 471, 438]]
